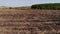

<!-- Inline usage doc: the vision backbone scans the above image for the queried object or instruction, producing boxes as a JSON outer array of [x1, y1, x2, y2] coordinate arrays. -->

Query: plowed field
[[0, 10, 60, 34]]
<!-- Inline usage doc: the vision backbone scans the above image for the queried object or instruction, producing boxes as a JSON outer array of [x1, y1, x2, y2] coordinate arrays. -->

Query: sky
[[0, 0, 60, 7]]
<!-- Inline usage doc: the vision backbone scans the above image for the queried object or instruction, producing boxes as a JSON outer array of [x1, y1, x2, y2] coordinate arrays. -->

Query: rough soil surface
[[0, 10, 60, 34]]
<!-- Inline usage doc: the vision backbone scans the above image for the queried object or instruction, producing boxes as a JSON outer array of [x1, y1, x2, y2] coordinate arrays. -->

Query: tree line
[[31, 3, 60, 10]]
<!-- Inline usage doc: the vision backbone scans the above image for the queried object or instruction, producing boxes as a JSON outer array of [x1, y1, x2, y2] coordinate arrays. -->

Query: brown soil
[[0, 9, 60, 34]]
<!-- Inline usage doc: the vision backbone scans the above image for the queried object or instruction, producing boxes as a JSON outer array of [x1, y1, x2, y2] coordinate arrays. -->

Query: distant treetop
[[31, 3, 60, 10]]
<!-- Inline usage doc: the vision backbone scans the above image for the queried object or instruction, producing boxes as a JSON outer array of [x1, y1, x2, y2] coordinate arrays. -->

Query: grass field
[[0, 9, 60, 34]]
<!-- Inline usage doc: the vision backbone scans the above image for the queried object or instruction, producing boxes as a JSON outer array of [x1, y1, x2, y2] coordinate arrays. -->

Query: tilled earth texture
[[0, 10, 60, 34]]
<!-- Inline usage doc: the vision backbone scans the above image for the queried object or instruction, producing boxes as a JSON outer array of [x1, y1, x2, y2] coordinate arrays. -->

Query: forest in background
[[31, 3, 60, 10]]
